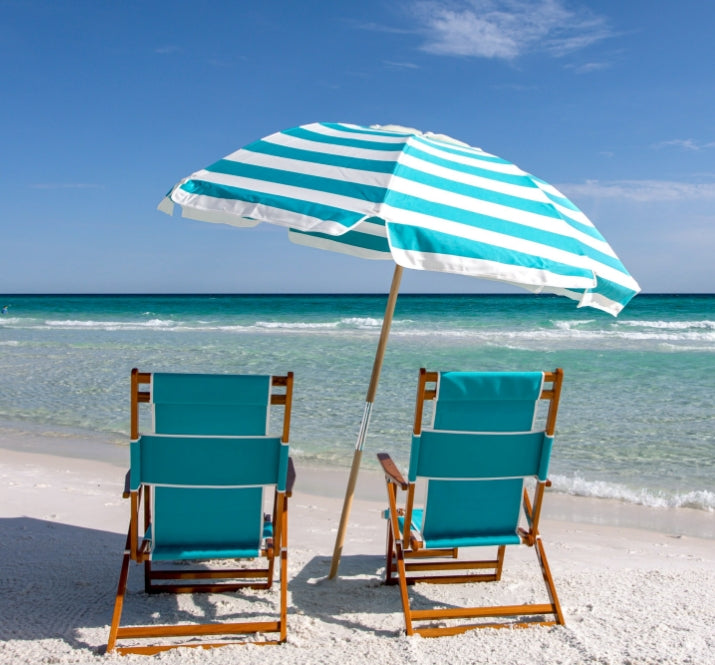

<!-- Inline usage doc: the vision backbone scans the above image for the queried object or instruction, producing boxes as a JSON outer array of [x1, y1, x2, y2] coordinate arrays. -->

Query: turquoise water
[[0, 293, 712, 511]]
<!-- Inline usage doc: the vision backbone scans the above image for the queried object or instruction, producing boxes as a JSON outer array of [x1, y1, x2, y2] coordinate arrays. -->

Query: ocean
[[0, 293, 712, 513]]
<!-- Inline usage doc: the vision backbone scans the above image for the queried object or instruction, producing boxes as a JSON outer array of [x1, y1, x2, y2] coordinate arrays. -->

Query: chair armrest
[[377, 453, 408, 490], [286, 457, 297, 497], [122, 470, 131, 499]]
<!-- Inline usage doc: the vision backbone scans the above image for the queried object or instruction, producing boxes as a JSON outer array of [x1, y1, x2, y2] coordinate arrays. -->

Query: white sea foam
[[255, 320, 340, 330], [43, 318, 177, 330], [619, 319, 715, 330], [551, 474, 715, 511], [340, 317, 383, 328], [4, 313, 713, 348]]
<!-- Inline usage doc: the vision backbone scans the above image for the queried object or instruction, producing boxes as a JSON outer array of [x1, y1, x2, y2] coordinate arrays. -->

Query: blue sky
[[1, 0, 713, 294]]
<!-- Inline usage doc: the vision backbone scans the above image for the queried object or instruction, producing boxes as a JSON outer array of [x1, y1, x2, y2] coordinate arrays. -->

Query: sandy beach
[[1, 437, 713, 665]]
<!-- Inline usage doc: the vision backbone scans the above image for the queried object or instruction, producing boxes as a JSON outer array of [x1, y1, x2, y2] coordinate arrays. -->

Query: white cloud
[[413, 0, 612, 60], [558, 179, 715, 202], [565, 61, 611, 74], [652, 139, 715, 151], [155, 46, 180, 55], [383, 60, 421, 69]]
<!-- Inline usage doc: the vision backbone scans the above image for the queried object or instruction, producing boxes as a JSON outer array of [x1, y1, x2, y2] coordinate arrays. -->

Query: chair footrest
[[116, 619, 281, 640], [113, 621, 284, 654], [404, 558, 500, 572], [412, 603, 556, 622]]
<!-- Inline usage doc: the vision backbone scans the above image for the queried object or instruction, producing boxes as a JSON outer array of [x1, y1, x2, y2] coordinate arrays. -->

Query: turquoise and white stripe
[[159, 122, 640, 315]]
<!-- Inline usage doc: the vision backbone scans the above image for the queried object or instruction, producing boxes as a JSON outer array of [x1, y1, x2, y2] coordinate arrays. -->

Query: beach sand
[[1, 437, 713, 664]]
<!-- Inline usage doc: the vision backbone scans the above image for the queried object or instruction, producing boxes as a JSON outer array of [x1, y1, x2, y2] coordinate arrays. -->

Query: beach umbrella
[[158, 122, 640, 577]]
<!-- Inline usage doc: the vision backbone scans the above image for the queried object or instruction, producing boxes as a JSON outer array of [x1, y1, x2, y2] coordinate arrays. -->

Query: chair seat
[[152, 544, 262, 561], [398, 509, 521, 549], [149, 518, 274, 561]]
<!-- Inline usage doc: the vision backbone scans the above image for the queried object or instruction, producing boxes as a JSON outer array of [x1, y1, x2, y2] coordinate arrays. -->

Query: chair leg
[[394, 544, 414, 635], [144, 560, 153, 593], [279, 494, 288, 642], [495, 545, 506, 580], [534, 537, 565, 625], [266, 548, 276, 588], [107, 533, 132, 653], [385, 519, 397, 584]]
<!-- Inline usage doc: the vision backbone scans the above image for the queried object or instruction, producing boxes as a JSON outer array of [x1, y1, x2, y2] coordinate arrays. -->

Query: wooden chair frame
[[378, 368, 565, 637], [107, 369, 295, 655]]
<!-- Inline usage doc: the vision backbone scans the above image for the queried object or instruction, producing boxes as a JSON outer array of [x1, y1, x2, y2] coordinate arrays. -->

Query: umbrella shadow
[[288, 553, 407, 637], [0, 517, 123, 650], [0, 517, 296, 653]]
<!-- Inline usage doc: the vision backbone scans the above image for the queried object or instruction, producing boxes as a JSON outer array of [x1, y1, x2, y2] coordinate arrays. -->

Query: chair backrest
[[130, 434, 289, 558], [129, 369, 294, 559], [131, 369, 293, 440], [152, 373, 272, 435], [407, 369, 562, 548]]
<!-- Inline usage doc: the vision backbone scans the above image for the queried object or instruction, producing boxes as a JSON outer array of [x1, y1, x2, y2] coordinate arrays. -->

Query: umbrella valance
[[160, 122, 639, 315]]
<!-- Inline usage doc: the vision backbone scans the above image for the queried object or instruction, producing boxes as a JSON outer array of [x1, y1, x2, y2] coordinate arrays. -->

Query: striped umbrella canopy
[[159, 122, 640, 575]]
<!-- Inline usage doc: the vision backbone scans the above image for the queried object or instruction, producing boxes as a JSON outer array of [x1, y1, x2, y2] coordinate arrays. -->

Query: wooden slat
[[116, 620, 281, 639], [148, 582, 270, 594], [116, 639, 281, 655], [405, 559, 500, 572], [406, 573, 499, 584], [412, 603, 556, 621], [403, 547, 458, 559], [149, 568, 269, 580]]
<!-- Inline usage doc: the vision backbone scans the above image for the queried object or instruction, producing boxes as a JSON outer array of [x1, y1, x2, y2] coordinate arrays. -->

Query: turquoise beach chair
[[107, 369, 295, 655], [378, 368, 565, 636]]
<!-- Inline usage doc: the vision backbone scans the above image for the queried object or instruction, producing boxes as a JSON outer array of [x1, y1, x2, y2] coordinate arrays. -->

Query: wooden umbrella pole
[[328, 265, 403, 579]]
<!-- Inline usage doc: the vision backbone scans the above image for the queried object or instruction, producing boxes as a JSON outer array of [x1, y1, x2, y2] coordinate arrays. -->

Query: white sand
[[1, 442, 713, 665]]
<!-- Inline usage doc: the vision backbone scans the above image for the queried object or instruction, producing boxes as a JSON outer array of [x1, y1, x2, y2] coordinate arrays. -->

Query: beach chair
[[378, 368, 565, 636], [107, 369, 295, 654]]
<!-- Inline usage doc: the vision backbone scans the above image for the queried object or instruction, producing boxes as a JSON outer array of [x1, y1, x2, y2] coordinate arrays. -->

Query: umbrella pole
[[329, 264, 403, 579]]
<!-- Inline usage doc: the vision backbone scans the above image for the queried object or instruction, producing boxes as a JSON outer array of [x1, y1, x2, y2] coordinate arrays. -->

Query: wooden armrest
[[286, 457, 297, 497], [122, 470, 131, 499], [377, 453, 408, 490]]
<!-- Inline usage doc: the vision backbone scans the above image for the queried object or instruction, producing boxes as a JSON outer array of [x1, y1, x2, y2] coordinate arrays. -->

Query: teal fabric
[[131, 434, 289, 561], [413, 430, 549, 481], [152, 373, 271, 435], [400, 503, 521, 548], [137, 435, 284, 487], [129, 438, 141, 491], [433, 371, 543, 431], [539, 435, 554, 482], [421, 479, 523, 547], [152, 486, 265, 560], [408, 433, 421, 483]]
